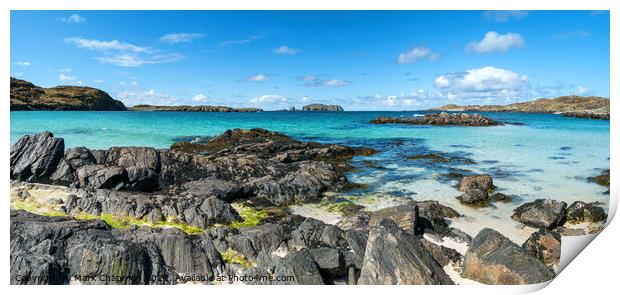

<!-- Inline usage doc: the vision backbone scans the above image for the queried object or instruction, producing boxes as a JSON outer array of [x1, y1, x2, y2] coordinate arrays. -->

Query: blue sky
[[10, 10, 610, 110]]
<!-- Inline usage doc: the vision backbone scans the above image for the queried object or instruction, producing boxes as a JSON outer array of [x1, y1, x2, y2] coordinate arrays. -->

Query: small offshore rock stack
[[302, 104, 344, 112], [370, 112, 502, 126]]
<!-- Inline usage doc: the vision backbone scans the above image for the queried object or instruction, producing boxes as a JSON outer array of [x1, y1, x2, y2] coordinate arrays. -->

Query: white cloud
[[434, 66, 530, 101], [466, 32, 525, 53], [66, 36, 182, 67], [246, 74, 270, 82], [96, 53, 183, 67], [297, 75, 352, 87], [552, 30, 591, 40], [94, 79, 105, 83], [576, 86, 590, 95], [220, 35, 262, 46], [61, 14, 86, 24], [131, 81, 139, 86], [12, 61, 31, 66], [250, 94, 286, 104], [192, 94, 208, 103], [482, 11, 528, 22], [65, 37, 149, 52], [397, 47, 439, 64], [57, 68, 72, 73], [58, 73, 76, 82], [160, 33, 204, 44], [117, 89, 177, 106], [273, 46, 300, 55], [324, 79, 352, 87]]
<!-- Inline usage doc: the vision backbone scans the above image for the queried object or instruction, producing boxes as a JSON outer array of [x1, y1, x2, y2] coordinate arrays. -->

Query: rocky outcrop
[[562, 111, 609, 120], [522, 229, 561, 269], [10, 210, 224, 285], [456, 174, 495, 206], [130, 105, 262, 112], [566, 201, 607, 224], [588, 169, 610, 187], [302, 104, 344, 112], [511, 199, 567, 229], [431, 95, 610, 120], [10, 77, 126, 111], [358, 219, 453, 285], [461, 228, 555, 284], [371, 113, 501, 126], [273, 250, 325, 285], [11, 129, 375, 206], [10, 132, 65, 183]]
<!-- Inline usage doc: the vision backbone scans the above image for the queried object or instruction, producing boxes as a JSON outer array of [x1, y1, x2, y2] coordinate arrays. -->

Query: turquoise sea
[[10, 111, 610, 242]]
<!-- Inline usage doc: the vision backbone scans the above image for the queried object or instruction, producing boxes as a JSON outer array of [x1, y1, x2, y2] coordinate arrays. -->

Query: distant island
[[302, 104, 344, 112], [10, 77, 126, 111], [430, 96, 609, 120], [130, 105, 263, 112]]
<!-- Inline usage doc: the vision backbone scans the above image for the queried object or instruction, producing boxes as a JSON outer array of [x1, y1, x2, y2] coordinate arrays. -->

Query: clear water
[[10, 111, 609, 242]]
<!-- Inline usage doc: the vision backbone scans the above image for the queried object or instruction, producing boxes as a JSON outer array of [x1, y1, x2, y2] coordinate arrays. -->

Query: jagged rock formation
[[461, 228, 555, 284], [512, 199, 568, 230], [10, 77, 126, 111], [130, 105, 262, 112], [371, 113, 501, 126], [302, 104, 344, 112], [431, 96, 609, 120]]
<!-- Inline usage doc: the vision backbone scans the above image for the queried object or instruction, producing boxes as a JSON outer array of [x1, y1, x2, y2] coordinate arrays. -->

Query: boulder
[[420, 239, 462, 267], [76, 165, 128, 190], [10, 132, 65, 182], [512, 199, 567, 229], [457, 189, 489, 206], [273, 250, 324, 285], [358, 219, 453, 285], [416, 200, 461, 235], [458, 174, 494, 192], [308, 247, 347, 279], [522, 229, 561, 269], [461, 228, 555, 284], [290, 218, 326, 249], [369, 204, 418, 234], [566, 201, 607, 223]]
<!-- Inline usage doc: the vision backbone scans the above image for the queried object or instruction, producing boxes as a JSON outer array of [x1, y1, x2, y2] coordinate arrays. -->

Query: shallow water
[[10, 111, 609, 242]]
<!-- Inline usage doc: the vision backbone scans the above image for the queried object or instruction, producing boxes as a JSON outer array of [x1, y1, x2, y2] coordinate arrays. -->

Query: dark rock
[[566, 201, 607, 223], [445, 228, 473, 245], [457, 189, 489, 206], [320, 225, 347, 249], [358, 219, 453, 285], [238, 223, 288, 255], [76, 165, 128, 190], [10, 132, 65, 183], [461, 228, 555, 284], [344, 229, 368, 268], [10, 210, 218, 285], [371, 112, 501, 126], [588, 169, 610, 187], [420, 239, 462, 267], [512, 199, 567, 229], [308, 247, 347, 279], [369, 204, 418, 234], [416, 200, 461, 235], [290, 218, 326, 249], [458, 174, 494, 192], [273, 250, 324, 285], [522, 229, 561, 269]]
